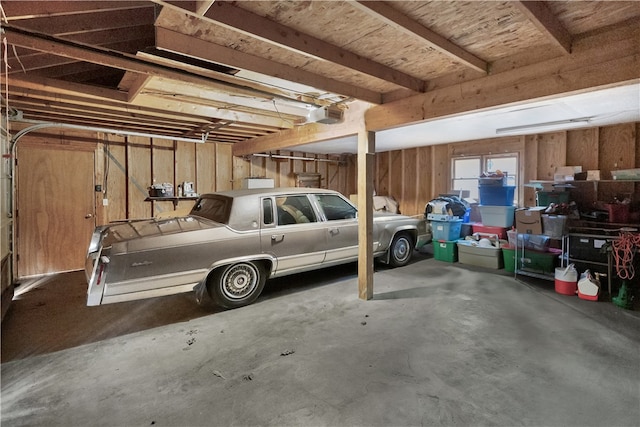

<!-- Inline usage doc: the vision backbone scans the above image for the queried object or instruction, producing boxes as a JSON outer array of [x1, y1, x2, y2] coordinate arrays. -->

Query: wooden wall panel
[[103, 140, 127, 222], [196, 143, 216, 193], [450, 136, 523, 157], [264, 155, 279, 186], [127, 136, 152, 219], [389, 151, 403, 201], [292, 151, 305, 177], [432, 144, 449, 197], [279, 151, 295, 187], [417, 146, 432, 213], [316, 154, 329, 189], [535, 132, 566, 181], [327, 159, 339, 191], [523, 135, 539, 207], [376, 151, 389, 195], [598, 123, 636, 179], [250, 155, 266, 178], [176, 141, 196, 186], [567, 128, 598, 170], [232, 156, 251, 190], [215, 143, 233, 191], [346, 155, 357, 196], [151, 139, 175, 216], [402, 148, 418, 216]]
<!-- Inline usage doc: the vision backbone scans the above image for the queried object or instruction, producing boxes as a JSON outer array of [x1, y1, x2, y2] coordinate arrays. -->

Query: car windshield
[[190, 196, 231, 224]]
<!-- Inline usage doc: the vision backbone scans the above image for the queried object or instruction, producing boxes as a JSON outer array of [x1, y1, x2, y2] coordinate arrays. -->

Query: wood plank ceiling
[[2, 1, 639, 151]]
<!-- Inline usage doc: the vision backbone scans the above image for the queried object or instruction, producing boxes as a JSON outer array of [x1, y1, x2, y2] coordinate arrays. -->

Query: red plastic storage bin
[[472, 223, 507, 239]]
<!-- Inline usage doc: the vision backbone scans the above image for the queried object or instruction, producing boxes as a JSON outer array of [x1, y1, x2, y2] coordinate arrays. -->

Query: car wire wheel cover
[[221, 263, 260, 300], [392, 236, 411, 263]]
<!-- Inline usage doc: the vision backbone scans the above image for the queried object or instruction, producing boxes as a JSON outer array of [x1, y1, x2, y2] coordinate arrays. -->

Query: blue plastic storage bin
[[430, 220, 463, 241], [479, 186, 515, 206]]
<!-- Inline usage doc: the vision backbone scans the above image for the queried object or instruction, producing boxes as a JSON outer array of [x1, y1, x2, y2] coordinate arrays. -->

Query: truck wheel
[[208, 262, 266, 309], [389, 233, 413, 267]]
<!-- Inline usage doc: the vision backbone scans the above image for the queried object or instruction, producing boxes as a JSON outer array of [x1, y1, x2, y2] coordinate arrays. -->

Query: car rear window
[[190, 196, 231, 223]]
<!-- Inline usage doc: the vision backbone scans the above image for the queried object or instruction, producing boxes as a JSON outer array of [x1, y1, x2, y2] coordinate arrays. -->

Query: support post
[[357, 130, 375, 300]]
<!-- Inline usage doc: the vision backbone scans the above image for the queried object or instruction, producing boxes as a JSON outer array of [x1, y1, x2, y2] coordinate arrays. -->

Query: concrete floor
[[2, 252, 640, 427]]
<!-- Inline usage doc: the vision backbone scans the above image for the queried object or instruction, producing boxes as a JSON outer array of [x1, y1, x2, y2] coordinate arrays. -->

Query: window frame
[[451, 152, 520, 204]]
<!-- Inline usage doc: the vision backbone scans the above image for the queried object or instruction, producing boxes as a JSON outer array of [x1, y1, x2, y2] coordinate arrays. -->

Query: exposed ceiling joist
[[351, 1, 487, 74], [514, 1, 572, 54], [0, 1, 151, 20], [197, 1, 427, 93], [4, 25, 320, 109], [155, 27, 382, 105]]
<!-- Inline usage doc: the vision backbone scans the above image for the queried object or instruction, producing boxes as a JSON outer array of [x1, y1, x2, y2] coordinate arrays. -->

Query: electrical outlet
[[102, 198, 109, 206]]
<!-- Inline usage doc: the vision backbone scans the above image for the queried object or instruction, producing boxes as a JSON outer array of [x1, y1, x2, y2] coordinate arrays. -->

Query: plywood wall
[[375, 122, 639, 216]]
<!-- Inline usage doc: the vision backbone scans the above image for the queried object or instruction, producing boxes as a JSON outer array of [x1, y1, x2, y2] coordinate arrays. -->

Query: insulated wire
[[611, 231, 640, 280]]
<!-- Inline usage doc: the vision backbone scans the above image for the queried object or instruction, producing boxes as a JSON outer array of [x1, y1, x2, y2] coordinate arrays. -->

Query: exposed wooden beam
[[6, 7, 156, 37], [8, 74, 128, 102], [126, 75, 151, 103], [232, 101, 370, 156], [513, 1, 572, 54], [199, 1, 426, 93], [140, 75, 307, 121], [351, 1, 487, 74], [357, 130, 375, 301], [7, 75, 231, 126], [195, 0, 216, 16], [132, 94, 295, 129], [155, 27, 382, 105], [2, 1, 150, 20], [3, 24, 314, 109], [8, 97, 195, 131], [8, 37, 155, 73], [365, 20, 639, 131]]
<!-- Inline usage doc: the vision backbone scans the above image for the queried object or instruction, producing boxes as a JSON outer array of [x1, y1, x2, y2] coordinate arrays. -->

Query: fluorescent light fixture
[[496, 116, 594, 135]]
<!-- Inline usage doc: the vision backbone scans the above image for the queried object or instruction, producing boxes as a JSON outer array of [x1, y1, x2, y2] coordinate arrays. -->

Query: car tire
[[208, 262, 266, 309], [388, 233, 413, 267]]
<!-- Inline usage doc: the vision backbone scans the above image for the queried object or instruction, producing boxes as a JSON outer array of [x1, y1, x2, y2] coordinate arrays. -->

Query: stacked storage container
[[431, 219, 462, 262], [477, 173, 515, 234], [456, 173, 515, 270], [425, 197, 467, 263]]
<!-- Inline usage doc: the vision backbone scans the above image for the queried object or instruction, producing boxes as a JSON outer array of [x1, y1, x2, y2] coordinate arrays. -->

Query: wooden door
[[16, 145, 95, 278]]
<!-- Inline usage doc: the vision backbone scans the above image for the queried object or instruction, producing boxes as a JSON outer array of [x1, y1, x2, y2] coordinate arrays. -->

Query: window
[[262, 198, 274, 225], [314, 194, 357, 221], [190, 196, 231, 223], [452, 153, 519, 203], [276, 195, 317, 225]]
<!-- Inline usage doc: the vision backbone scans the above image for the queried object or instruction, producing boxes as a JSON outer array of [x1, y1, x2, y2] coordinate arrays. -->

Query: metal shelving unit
[[514, 234, 565, 281]]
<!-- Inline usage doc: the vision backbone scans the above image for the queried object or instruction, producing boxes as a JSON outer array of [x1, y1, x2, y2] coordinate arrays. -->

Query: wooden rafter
[[513, 1, 572, 54], [1, 1, 151, 20], [351, 1, 487, 73], [4, 25, 313, 116], [5, 7, 156, 37], [155, 27, 382, 104]]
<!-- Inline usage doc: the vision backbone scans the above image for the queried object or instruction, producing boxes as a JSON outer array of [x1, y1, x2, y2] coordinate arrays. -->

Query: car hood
[[102, 215, 222, 246]]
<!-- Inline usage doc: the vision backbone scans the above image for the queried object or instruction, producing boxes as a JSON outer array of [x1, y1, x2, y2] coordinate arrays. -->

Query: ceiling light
[[495, 117, 594, 135]]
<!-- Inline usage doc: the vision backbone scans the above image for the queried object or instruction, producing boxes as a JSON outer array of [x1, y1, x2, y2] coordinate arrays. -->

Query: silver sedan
[[86, 188, 430, 309]]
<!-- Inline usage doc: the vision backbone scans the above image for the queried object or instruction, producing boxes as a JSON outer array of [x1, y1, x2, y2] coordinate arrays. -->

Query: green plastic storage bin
[[518, 249, 558, 273], [502, 247, 515, 273], [433, 240, 458, 262], [536, 191, 570, 206]]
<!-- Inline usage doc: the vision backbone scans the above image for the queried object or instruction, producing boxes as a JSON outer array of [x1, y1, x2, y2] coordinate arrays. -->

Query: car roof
[[201, 187, 342, 199]]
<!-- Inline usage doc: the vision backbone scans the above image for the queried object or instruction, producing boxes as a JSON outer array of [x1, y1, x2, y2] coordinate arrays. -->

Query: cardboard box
[[554, 166, 582, 182], [515, 207, 546, 234], [586, 170, 600, 181]]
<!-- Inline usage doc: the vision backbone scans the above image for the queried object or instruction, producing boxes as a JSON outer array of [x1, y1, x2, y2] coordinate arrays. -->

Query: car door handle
[[271, 234, 284, 243], [329, 228, 339, 236]]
